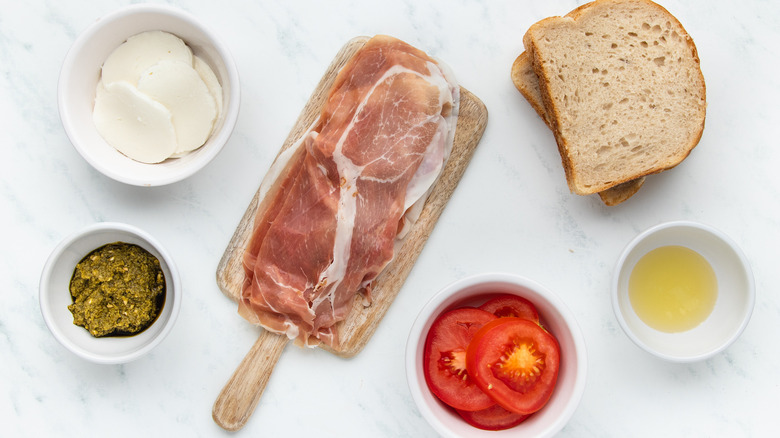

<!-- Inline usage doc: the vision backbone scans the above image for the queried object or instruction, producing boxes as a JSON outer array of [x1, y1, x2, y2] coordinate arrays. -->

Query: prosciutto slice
[[240, 35, 459, 348]]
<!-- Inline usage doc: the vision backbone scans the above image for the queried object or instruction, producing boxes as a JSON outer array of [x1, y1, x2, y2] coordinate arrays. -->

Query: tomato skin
[[479, 294, 539, 322], [456, 404, 531, 431], [466, 317, 560, 415], [423, 307, 498, 411]]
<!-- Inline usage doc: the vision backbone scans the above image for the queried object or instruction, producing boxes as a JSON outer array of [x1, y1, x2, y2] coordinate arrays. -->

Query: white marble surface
[[3, 0, 779, 436]]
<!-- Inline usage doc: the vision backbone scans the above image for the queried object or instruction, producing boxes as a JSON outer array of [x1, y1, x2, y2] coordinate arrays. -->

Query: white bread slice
[[523, 0, 706, 195], [512, 51, 553, 127], [597, 177, 645, 205], [511, 50, 644, 206]]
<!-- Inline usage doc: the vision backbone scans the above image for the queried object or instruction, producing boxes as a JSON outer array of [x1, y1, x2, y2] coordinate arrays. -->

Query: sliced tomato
[[466, 317, 560, 415], [423, 307, 497, 411], [456, 404, 531, 431], [479, 294, 539, 322]]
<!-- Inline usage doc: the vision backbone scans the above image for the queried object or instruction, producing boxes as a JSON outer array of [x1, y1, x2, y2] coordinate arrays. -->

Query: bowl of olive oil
[[612, 221, 754, 362]]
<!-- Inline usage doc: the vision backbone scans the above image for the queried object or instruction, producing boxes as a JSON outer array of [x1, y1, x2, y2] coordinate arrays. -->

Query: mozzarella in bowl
[[93, 30, 222, 163], [58, 3, 240, 186]]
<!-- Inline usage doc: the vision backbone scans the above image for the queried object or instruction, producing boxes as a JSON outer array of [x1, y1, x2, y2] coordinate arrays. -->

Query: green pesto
[[68, 242, 166, 337]]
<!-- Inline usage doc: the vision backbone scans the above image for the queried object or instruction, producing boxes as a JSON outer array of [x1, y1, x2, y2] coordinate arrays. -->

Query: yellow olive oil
[[628, 245, 717, 333]]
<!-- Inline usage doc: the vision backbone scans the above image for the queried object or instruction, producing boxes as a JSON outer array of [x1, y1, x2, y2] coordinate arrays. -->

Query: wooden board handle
[[212, 331, 290, 431]]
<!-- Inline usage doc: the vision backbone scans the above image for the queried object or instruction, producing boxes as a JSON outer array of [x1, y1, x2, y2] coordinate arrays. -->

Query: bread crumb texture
[[526, 0, 706, 194]]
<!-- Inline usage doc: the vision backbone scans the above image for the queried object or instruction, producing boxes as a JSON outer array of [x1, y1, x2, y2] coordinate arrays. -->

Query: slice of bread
[[523, 0, 706, 195], [597, 177, 645, 205], [512, 51, 553, 128], [511, 50, 645, 205]]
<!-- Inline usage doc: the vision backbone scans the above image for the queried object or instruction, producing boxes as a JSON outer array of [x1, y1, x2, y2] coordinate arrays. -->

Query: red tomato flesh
[[423, 307, 497, 411], [479, 294, 539, 322], [466, 317, 560, 415], [456, 404, 531, 431]]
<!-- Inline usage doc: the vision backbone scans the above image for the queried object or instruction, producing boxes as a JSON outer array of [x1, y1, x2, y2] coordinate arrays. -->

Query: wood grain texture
[[212, 330, 289, 431], [213, 36, 487, 431]]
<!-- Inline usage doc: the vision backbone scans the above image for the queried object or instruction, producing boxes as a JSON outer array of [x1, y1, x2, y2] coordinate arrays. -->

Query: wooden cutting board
[[212, 36, 488, 431]]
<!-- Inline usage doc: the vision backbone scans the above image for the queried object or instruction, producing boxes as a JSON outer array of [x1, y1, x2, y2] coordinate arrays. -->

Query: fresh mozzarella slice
[[193, 56, 223, 117], [137, 60, 218, 154], [93, 81, 177, 164], [101, 31, 193, 87]]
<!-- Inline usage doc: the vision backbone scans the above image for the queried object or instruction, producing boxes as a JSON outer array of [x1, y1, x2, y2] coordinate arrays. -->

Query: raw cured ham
[[239, 35, 460, 348]]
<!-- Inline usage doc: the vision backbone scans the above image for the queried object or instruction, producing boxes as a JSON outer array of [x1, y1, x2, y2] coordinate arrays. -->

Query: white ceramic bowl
[[39, 222, 181, 364], [58, 4, 240, 186], [406, 273, 587, 438], [612, 221, 754, 362]]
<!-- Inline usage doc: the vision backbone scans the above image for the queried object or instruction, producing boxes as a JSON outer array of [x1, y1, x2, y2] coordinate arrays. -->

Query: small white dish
[[58, 4, 240, 186], [405, 273, 587, 438], [39, 222, 181, 364], [612, 221, 754, 362]]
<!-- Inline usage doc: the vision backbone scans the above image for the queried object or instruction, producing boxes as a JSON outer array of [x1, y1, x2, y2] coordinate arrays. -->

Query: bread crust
[[511, 51, 551, 127], [522, 0, 706, 195]]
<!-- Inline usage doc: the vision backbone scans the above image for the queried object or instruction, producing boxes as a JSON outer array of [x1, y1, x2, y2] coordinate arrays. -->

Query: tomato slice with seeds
[[466, 317, 560, 415], [456, 404, 531, 431], [479, 294, 539, 322], [423, 307, 498, 411]]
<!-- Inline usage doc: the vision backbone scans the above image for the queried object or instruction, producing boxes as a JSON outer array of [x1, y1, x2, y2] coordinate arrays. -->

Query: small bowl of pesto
[[39, 222, 181, 364]]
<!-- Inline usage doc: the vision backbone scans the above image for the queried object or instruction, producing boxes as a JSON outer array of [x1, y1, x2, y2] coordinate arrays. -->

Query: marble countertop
[[3, 0, 779, 436]]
